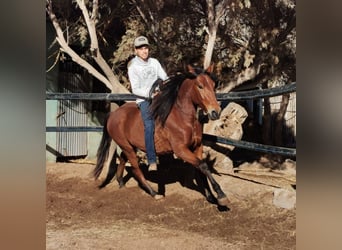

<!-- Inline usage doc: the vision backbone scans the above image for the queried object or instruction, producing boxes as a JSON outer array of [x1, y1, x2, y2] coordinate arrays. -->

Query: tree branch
[[77, 0, 98, 53], [215, 0, 229, 27], [46, 0, 113, 91], [218, 63, 265, 92], [53, 0, 128, 93]]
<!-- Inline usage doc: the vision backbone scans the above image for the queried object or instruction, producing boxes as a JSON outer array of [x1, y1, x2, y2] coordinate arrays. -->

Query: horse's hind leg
[[116, 152, 127, 188], [122, 146, 163, 199]]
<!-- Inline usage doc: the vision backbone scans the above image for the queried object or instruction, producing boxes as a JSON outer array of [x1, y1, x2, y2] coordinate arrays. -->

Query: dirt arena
[[46, 157, 296, 250]]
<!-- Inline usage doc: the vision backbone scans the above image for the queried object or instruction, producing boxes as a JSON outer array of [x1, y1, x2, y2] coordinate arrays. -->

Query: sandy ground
[[46, 158, 296, 250]]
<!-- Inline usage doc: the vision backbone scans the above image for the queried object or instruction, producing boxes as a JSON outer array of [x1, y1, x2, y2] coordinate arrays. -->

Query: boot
[[149, 163, 157, 171]]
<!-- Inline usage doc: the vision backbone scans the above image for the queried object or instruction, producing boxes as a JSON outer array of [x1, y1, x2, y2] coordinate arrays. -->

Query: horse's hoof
[[218, 196, 230, 207], [206, 195, 217, 204], [153, 194, 164, 200]]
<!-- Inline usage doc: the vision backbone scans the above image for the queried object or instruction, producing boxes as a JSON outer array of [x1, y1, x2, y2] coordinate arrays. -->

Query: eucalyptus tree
[[46, 0, 296, 147], [125, 0, 231, 70], [125, 0, 295, 87], [215, 0, 296, 92], [47, 0, 295, 93], [46, 0, 130, 93], [214, 0, 296, 146]]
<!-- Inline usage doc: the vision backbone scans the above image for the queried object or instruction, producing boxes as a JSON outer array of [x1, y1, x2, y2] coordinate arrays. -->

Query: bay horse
[[93, 65, 230, 206]]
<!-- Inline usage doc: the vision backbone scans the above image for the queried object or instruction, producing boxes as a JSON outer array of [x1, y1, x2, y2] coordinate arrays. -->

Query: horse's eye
[[197, 84, 204, 89]]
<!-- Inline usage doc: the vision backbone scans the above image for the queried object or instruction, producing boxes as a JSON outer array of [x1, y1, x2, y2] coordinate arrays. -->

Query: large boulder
[[203, 102, 248, 173]]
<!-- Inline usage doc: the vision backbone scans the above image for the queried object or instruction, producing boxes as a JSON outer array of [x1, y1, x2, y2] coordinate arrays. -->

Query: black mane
[[149, 67, 211, 126]]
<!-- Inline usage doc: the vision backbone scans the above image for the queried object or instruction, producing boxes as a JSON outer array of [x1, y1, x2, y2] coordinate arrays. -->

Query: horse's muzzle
[[208, 109, 221, 120]]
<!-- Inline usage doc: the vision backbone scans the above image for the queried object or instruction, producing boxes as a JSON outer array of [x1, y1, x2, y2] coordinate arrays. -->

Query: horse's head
[[187, 64, 221, 120]]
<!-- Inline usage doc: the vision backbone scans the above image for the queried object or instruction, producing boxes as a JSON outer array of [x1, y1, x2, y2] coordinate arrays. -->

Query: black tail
[[98, 153, 118, 189], [93, 114, 112, 180]]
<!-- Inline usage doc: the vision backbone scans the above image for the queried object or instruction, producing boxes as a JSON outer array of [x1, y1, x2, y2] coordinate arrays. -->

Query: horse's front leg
[[198, 160, 230, 206], [193, 145, 216, 204], [175, 146, 230, 207]]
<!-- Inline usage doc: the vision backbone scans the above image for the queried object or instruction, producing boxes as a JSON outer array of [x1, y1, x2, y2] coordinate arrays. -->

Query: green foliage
[[48, 0, 296, 89], [110, 19, 144, 66], [77, 25, 88, 47]]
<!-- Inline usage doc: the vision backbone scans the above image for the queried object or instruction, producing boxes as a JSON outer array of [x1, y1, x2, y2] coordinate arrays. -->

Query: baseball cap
[[134, 36, 149, 48]]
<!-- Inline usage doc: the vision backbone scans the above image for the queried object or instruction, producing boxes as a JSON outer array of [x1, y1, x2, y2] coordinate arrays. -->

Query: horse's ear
[[187, 64, 196, 74], [206, 63, 215, 73]]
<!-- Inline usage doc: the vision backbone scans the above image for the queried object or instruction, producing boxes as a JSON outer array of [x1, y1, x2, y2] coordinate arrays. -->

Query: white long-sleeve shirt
[[128, 56, 168, 103]]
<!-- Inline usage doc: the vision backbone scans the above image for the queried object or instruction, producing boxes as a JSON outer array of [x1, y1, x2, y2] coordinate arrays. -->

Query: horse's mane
[[149, 67, 210, 126]]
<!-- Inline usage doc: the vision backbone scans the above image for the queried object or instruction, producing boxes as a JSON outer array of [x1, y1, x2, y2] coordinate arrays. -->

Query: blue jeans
[[138, 101, 156, 164]]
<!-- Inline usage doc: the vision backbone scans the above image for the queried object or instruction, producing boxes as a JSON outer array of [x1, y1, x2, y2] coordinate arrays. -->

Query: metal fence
[[46, 82, 296, 157]]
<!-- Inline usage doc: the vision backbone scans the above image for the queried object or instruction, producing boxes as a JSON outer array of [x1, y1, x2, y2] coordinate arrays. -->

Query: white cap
[[134, 36, 149, 47]]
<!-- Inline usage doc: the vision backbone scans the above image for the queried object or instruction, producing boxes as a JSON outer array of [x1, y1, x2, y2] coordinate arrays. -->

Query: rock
[[213, 156, 234, 174], [204, 102, 248, 150], [203, 102, 247, 169], [273, 188, 296, 209]]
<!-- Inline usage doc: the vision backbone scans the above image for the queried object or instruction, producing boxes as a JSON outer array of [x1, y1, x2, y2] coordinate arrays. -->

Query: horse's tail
[[93, 114, 112, 180]]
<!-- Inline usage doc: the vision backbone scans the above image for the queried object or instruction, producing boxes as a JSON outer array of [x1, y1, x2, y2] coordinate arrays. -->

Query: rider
[[127, 35, 168, 171]]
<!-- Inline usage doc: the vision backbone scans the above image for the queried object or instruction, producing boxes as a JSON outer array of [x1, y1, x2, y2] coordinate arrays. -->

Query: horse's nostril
[[210, 110, 220, 120]]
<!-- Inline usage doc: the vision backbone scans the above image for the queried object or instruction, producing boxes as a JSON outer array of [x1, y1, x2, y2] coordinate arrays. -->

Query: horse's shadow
[[122, 154, 229, 211]]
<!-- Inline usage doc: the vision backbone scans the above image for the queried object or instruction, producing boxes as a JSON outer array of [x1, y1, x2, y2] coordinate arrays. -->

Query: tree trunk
[[262, 96, 272, 145], [203, 30, 217, 69], [274, 93, 290, 146]]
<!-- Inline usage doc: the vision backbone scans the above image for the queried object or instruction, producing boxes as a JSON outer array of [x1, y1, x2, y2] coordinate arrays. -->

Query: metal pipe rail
[[46, 82, 296, 156], [46, 82, 296, 101], [45, 126, 296, 157], [202, 134, 296, 157]]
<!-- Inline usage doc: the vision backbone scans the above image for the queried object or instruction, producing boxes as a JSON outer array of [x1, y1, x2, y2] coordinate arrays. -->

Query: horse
[[93, 64, 230, 207]]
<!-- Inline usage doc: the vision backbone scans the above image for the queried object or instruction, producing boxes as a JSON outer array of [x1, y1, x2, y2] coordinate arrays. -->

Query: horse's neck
[[174, 81, 197, 119]]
